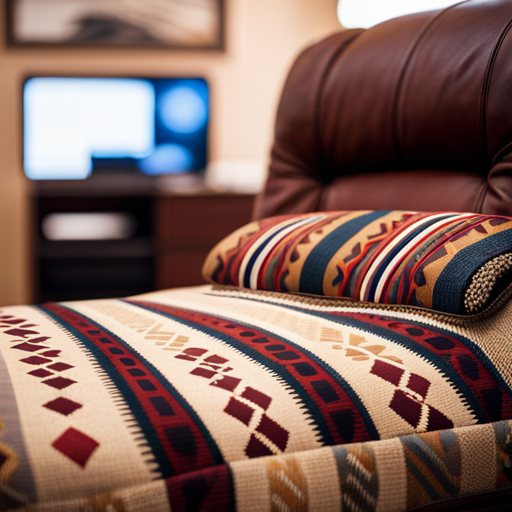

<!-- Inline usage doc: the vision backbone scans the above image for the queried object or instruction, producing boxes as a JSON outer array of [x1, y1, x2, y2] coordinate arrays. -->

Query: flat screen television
[[23, 77, 209, 180]]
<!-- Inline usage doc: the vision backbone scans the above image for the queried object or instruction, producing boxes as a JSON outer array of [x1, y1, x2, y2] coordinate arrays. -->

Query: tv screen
[[23, 77, 209, 180]]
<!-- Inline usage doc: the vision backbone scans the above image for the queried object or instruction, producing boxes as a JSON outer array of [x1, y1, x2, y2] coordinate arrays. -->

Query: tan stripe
[[323, 211, 409, 296], [374, 438, 407, 512], [266, 455, 308, 512], [459, 423, 497, 495], [286, 211, 371, 293], [231, 458, 270, 512], [297, 448, 341, 512]]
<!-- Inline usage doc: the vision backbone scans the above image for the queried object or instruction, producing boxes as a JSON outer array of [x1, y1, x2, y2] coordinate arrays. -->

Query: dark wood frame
[[6, 0, 225, 50]]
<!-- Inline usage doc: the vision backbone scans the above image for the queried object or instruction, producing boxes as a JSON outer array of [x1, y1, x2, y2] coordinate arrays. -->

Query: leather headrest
[[255, 0, 512, 219]]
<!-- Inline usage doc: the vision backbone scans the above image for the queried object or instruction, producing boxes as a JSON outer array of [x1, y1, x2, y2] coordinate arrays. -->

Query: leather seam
[[479, 15, 512, 166], [490, 140, 512, 168], [392, 2, 465, 165], [313, 30, 363, 187], [475, 178, 489, 214]]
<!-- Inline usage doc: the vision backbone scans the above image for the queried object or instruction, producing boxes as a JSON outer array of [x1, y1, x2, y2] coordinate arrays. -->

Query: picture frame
[[6, 0, 225, 50]]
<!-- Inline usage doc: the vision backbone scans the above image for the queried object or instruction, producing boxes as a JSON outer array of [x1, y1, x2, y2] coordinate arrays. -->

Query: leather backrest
[[254, 0, 512, 219]]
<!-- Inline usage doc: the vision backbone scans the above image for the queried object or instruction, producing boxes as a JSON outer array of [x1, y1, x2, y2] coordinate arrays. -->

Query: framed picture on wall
[[6, 0, 225, 49]]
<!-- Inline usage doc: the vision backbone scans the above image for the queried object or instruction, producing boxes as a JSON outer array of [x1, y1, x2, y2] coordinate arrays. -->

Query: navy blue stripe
[[404, 458, 442, 501], [300, 211, 391, 295], [129, 301, 380, 444], [259, 296, 512, 401], [226, 299, 490, 423], [37, 305, 224, 476], [243, 217, 319, 288], [366, 312, 512, 399], [365, 214, 457, 301], [400, 435, 458, 495], [433, 228, 512, 314]]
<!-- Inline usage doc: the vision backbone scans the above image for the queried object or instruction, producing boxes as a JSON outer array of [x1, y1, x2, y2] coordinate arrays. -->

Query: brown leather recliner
[[254, 0, 512, 221], [254, 1, 512, 509]]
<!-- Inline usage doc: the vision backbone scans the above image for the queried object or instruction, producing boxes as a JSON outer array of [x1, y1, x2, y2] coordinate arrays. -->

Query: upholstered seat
[[2, 1, 512, 510]]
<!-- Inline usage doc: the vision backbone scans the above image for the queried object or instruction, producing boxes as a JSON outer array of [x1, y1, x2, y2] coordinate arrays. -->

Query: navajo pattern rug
[[1, 285, 511, 511]]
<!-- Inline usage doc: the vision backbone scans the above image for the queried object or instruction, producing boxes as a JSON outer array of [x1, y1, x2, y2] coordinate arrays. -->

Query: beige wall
[[0, 0, 340, 306]]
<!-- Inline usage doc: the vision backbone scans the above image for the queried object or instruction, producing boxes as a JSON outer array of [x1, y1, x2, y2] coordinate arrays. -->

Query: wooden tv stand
[[30, 174, 255, 303]]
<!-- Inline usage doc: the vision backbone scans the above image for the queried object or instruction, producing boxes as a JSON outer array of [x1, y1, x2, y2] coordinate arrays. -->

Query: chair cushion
[[202, 210, 512, 316]]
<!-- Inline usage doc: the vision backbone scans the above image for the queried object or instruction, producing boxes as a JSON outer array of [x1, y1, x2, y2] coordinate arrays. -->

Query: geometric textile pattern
[[202, 210, 512, 315], [266, 455, 308, 512], [401, 430, 461, 510], [51, 427, 99, 468], [333, 443, 379, 512], [174, 346, 290, 458], [1, 284, 512, 510]]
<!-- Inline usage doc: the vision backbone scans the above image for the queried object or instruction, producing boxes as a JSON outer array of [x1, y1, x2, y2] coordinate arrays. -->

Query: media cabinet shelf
[[31, 176, 255, 302]]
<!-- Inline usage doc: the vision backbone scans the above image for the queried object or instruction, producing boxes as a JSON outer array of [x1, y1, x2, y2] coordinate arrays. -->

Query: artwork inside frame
[[6, 0, 225, 50]]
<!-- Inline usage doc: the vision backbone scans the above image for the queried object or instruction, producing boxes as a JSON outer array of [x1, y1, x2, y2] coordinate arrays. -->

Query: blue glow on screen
[[139, 143, 193, 175], [159, 85, 208, 134], [23, 77, 209, 180]]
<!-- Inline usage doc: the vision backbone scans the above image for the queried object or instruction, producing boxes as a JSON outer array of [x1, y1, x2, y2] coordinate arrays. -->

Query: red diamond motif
[[390, 389, 422, 427], [241, 387, 272, 410], [204, 355, 228, 364], [1, 318, 24, 324], [427, 405, 454, 431], [20, 356, 52, 365], [371, 360, 404, 386], [175, 354, 196, 362], [47, 362, 73, 372], [11, 343, 48, 353], [183, 348, 208, 357], [52, 427, 99, 467], [245, 434, 273, 458], [28, 369, 53, 378], [40, 350, 61, 358], [256, 414, 289, 451], [42, 376, 76, 390], [5, 328, 39, 337], [210, 375, 241, 392], [407, 374, 431, 399], [27, 336, 51, 343], [224, 397, 254, 425], [44, 397, 83, 416], [190, 367, 216, 379]]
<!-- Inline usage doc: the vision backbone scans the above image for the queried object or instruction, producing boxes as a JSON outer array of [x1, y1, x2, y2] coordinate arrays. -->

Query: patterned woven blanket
[[1, 285, 511, 511]]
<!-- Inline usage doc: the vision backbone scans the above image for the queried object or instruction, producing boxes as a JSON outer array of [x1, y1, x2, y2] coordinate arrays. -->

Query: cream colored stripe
[[238, 216, 310, 287], [373, 438, 407, 512], [0, 305, 155, 503], [297, 448, 341, 512], [204, 287, 512, 393], [70, 299, 324, 460], [373, 214, 474, 302], [146, 287, 477, 439], [459, 423, 497, 495], [230, 458, 270, 512], [359, 213, 458, 300], [249, 215, 325, 290]]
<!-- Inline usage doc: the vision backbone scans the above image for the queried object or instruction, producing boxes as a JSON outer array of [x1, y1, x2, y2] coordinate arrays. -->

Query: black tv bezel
[[21, 74, 211, 182]]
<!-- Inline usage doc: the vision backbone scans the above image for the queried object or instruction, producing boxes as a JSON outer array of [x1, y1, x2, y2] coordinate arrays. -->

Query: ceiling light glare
[[337, 0, 463, 29]]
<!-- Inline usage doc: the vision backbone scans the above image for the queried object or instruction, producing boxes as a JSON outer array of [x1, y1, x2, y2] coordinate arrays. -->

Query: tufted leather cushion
[[254, 0, 512, 219]]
